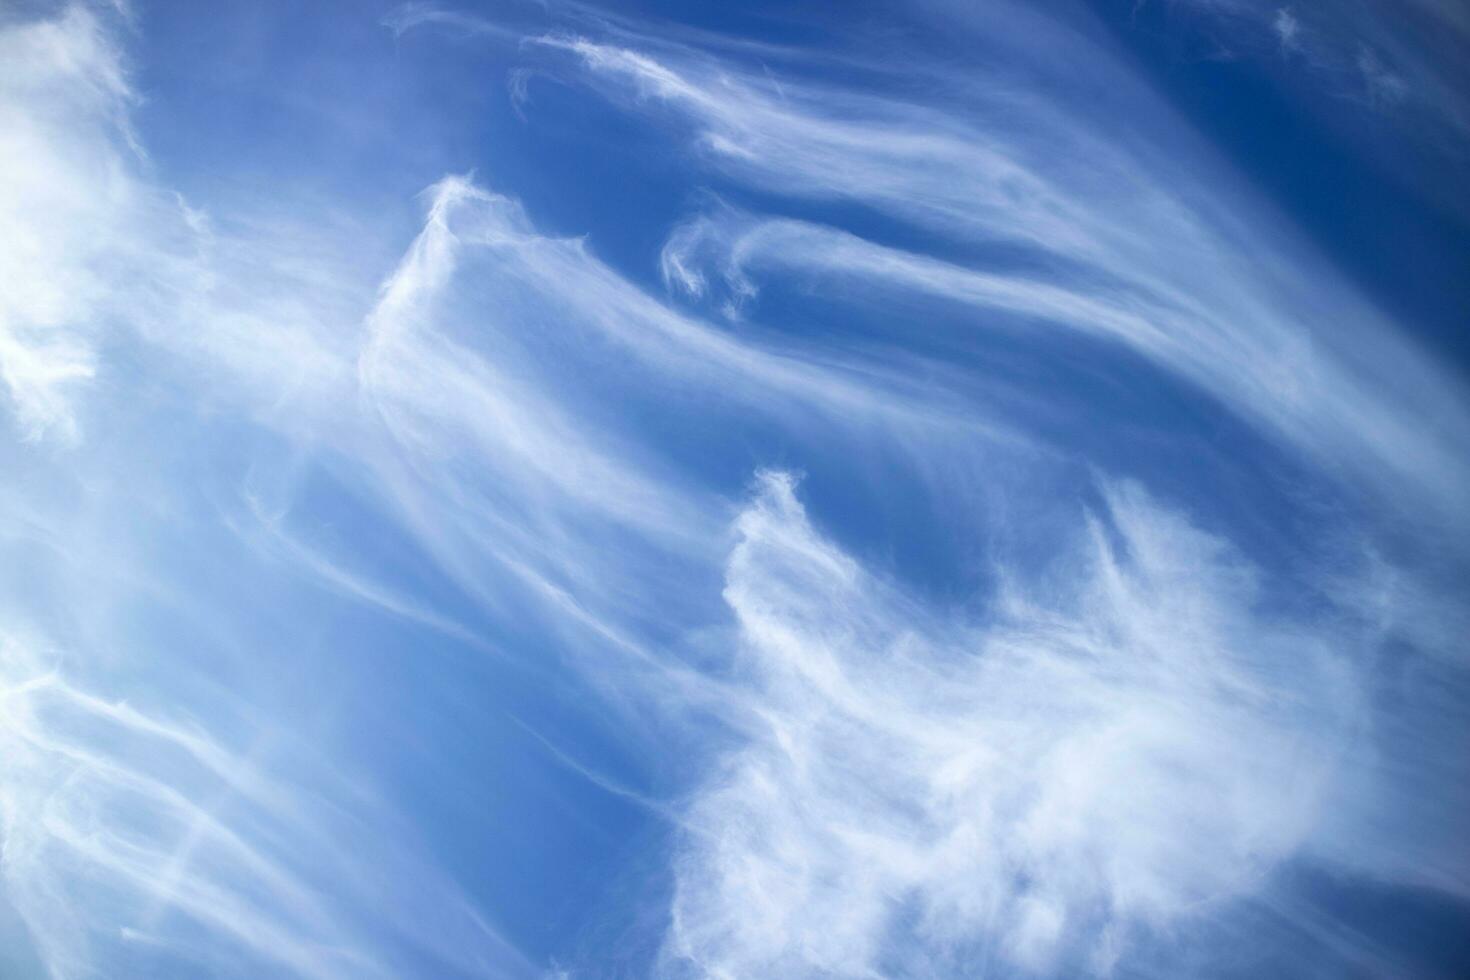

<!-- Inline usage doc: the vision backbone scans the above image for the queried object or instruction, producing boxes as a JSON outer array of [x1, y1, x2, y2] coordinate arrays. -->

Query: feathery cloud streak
[[2, 2, 1468, 978]]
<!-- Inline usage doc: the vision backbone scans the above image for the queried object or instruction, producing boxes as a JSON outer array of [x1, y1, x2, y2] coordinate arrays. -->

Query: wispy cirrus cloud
[[542, 30, 1468, 528], [2, 1, 1466, 978], [0, 6, 138, 441], [655, 203, 1470, 529]]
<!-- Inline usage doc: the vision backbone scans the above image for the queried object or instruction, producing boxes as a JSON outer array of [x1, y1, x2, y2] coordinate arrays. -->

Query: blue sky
[[1, 1, 1468, 977]]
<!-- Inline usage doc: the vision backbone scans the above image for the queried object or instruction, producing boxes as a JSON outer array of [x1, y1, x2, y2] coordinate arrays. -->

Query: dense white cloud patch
[[666, 473, 1356, 977]]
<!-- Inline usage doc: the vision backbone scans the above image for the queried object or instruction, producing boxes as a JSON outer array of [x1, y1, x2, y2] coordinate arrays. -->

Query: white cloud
[[1273, 8, 1300, 50], [651, 187, 1470, 533], [3, 4, 1467, 978], [0, 6, 132, 441], [0, 628, 529, 979], [381, 2, 516, 42], [1356, 46, 1409, 107], [666, 473, 1358, 976]]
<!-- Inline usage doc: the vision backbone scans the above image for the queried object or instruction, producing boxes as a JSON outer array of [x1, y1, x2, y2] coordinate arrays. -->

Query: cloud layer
[[2, 2, 1467, 978]]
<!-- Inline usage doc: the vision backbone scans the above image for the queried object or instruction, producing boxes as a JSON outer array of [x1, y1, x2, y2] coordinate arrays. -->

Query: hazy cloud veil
[[1, 1, 1467, 978]]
